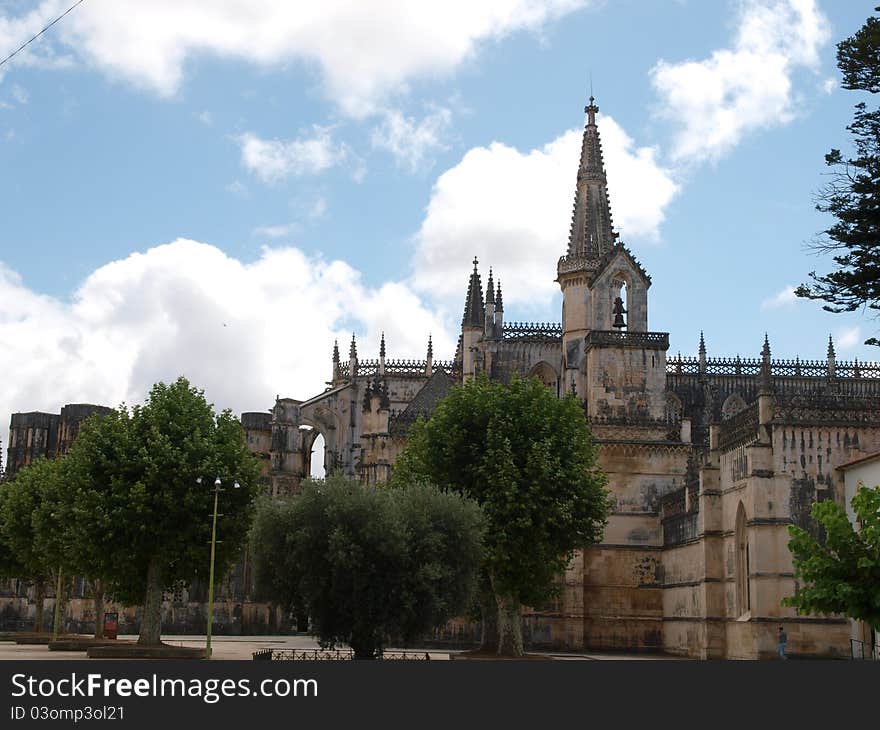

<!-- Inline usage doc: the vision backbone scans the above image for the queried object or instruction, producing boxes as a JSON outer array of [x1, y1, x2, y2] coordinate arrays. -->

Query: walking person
[[777, 626, 788, 660]]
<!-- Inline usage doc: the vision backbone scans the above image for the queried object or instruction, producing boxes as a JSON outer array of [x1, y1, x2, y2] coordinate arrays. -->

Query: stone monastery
[[5, 96, 880, 659]]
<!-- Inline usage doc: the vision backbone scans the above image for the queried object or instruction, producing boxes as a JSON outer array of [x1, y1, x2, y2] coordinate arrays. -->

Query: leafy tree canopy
[[390, 375, 610, 655], [796, 7, 880, 345], [251, 476, 483, 659], [64, 377, 262, 645], [0, 458, 66, 581], [783, 485, 880, 632]]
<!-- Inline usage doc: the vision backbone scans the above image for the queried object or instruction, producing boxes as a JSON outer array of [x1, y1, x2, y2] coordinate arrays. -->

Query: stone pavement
[[0, 634, 686, 660]]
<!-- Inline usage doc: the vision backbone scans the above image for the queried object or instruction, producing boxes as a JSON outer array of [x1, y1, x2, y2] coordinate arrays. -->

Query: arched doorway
[[529, 361, 559, 394]]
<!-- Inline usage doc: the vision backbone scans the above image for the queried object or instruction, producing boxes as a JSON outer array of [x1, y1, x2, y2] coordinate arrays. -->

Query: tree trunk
[[33, 579, 46, 634], [495, 593, 524, 657], [479, 597, 498, 653], [138, 559, 164, 646], [92, 579, 105, 640]]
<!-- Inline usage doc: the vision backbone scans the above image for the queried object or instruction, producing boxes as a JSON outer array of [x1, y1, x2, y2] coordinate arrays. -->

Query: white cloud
[[0, 240, 456, 446], [10, 83, 28, 104], [650, 0, 831, 164], [0, 1, 76, 79], [371, 106, 452, 172], [821, 76, 837, 94], [410, 116, 678, 309], [253, 223, 298, 239], [237, 126, 348, 183], [1, 0, 593, 115], [837, 326, 861, 351], [760, 285, 796, 310], [225, 179, 249, 197], [196, 110, 212, 126]]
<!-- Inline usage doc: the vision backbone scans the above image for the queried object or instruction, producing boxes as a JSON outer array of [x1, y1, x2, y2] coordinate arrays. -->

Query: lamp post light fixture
[[197, 475, 240, 659]]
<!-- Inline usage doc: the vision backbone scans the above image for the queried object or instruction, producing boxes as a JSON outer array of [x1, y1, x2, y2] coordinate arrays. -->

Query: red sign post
[[103, 612, 118, 640]]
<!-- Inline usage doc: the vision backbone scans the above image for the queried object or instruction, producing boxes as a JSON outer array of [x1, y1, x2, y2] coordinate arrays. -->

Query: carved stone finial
[[379, 331, 386, 359], [496, 280, 503, 312], [349, 332, 357, 359], [761, 333, 771, 360], [699, 331, 706, 357], [332, 339, 340, 364]]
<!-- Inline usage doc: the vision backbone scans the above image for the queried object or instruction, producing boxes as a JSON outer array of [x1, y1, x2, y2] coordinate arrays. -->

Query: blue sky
[[0, 0, 877, 433]]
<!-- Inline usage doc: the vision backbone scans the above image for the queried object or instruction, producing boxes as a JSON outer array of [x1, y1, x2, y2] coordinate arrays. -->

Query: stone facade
[[4, 95, 880, 656], [254, 96, 880, 658]]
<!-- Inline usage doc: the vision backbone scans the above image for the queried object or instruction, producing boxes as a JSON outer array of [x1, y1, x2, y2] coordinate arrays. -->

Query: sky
[[0, 0, 878, 452]]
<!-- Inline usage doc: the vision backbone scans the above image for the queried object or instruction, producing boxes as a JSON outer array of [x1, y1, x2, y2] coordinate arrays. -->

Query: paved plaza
[[0, 634, 682, 661]]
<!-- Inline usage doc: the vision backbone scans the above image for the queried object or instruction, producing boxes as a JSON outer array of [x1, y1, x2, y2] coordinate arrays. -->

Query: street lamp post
[[198, 475, 240, 659]]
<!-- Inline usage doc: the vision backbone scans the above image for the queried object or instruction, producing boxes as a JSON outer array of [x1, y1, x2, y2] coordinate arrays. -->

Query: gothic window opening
[[665, 392, 683, 424], [611, 278, 628, 331], [301, 427, 326, 479], [528, 362, 559, 395], [735, 502, 750, 617]]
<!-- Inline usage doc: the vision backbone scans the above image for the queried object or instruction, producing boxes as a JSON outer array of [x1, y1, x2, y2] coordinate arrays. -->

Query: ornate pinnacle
[[427, 334, 433, 360], [562, 93, 616, 267], [496, 280, 503, 312], [761, 333, 771, 360], [349, 333, 358, 360], [827, 334, 836, 360], [380, 331, 386, 359], [698, 331, 706, 358], [332, 339, 340, 364], [462, 256, 485, 328], [585, 94, 599, 126], [486, 267, 495, 305]]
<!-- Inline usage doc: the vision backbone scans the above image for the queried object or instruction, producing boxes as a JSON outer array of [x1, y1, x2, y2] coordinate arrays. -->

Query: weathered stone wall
[[586, 345, 668, 420]]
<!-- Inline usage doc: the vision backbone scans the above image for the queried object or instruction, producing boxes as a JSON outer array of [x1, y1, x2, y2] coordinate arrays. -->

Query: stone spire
[[495, 280, 503, 312], [759, 333, 772, 394], [827, 334, 836, 377], [378, 331, 386, 375], [698, 331, 706, 374], [462, 256, 485, 329], [486, 268, 495, 305], [349, 332, 358, 380], [562, 95, 616, 267], [425, 334, 434, 377], [332, 339, 340, 364]]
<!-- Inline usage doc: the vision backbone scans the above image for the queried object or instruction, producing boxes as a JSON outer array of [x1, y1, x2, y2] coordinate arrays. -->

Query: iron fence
[[850, 639, 879, 660], [253, 648, 432, 661]]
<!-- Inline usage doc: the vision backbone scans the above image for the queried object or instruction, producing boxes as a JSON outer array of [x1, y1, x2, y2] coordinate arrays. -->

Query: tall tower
[[557, 96, 665, 415], [461, 257, 485, 380]]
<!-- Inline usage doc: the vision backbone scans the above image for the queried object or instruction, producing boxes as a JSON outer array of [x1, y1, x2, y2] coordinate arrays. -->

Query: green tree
[[783, 485, 880, 632], [0, 459, 66, 633], [28, 450, 108, 639], [64, 377, 262, 646], [251, 475, 483, 659], [796, 7, 880, 345], [391, 375, 610, 656]]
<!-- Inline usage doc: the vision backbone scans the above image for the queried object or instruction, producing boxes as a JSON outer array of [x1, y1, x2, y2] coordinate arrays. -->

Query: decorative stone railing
[[338, 359, 454, 378], [666, 355, 880, 378], [502, 322, 563, 341], [585, 330, 669, 349]]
